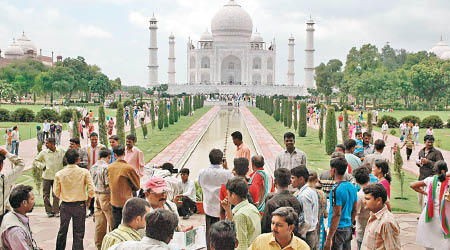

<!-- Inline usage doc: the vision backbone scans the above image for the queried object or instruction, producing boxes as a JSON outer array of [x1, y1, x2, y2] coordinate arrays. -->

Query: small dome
[[441, 51, 450, 60], [250, 30, 263, 43], [429, 38, 450, 58], [169, 33, 175, 39], [5, 39, 24, 56], [211, 0, 253, 39], [17, 32, 37, 54], [200, 29, 213, 41], [150, 14, 157, 22]]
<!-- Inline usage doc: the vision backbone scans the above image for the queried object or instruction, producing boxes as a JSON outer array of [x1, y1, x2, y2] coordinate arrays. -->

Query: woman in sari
[[108, 117, 114, 136]]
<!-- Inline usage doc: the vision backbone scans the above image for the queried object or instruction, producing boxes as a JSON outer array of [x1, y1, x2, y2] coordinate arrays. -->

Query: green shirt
[[101, 224, 142, 250], [32, 147, 66, 180], [232, 200, 261, 250]]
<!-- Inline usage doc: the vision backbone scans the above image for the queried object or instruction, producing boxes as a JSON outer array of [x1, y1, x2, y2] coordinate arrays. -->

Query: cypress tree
[[394, 144, 405, 198], [298, 101, 307, 137], [342, 109, 349, 142], [130, 107, 136, 140], [183, 96, 189, 116], [158, 101, 164, 130], [367, 110, 373, 143], [293, 101, 298, 131], [150, 100, 156, 130], [280, 100, 285, 123], [318, 106, 324, 144], [274, 99, 280, 121], [173, 98, 179, 122], [119, 94, 122, 102], [325, 107, 338, 155], [284, 100, 289, 127], [140, 118, 148, 139], [164, 100, 169, 127], [72, 111, 80, 139], [287, 101, 293, 128], [116, 102, 126, 145], [169, 100, 175, 124], [98, 105, 109, 148]]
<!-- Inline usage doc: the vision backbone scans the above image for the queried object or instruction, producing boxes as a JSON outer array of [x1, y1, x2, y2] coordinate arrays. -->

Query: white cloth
[[197, 164, 233, 217], [10, 131, 19, 142], [413, 125, 420, 134], [178, 179, 196, 202], [381, 124, 388, 132], [416, 176, 450, 250], [108, 236, 170, 250], [43, 122, 50, 132]]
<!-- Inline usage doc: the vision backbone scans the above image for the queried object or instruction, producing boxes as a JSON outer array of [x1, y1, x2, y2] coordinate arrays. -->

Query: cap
[[145, 176, 168, 193]]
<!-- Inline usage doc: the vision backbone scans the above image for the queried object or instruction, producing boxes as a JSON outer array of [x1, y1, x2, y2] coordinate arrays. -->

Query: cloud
[[78, 25, 113, 39]]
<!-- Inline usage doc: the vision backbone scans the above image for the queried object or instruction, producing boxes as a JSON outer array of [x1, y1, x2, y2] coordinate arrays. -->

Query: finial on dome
[[255, 27, 258, 33], [22, 30, 25, 35]]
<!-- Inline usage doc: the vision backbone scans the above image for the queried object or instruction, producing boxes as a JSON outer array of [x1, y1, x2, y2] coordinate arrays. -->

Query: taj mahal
[[148, 0, 316, 96]]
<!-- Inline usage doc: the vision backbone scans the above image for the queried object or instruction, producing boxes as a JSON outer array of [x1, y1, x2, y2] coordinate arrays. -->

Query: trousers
[[177, 196, 197, 216], [56, 201, 86, 250], [331, 226, 352, 250], [42, 179, 59, 214], [111, 206, 123, 230], [205, 214, 219, 250], [94, 194, 113, 250]]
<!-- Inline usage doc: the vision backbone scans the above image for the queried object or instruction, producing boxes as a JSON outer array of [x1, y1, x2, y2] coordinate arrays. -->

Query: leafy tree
[[0, 80, 16, 103], [158, 101, 163, 130], [98, 105, 109, 148], [62, 57, 91, 101], [150, 100, 156, 130], [72, 111, 80, 139], [318, 106, 324, 143], [342, 109, 349, 142], [116, 103, 126, 145], [393, 144, 405, 199], [89, 72, 113, 103], [298, 102, 307, 137], [325, 106, 338, 155], [293, 101, 298, 131]]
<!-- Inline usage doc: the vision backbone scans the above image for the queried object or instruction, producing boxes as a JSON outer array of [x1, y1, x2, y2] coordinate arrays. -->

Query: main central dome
[[211, 0, 253, 40]]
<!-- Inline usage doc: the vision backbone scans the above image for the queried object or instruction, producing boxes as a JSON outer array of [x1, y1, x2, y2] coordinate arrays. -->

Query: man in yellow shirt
[[54, 148, 95, 250], [249, 207, 310, 250]]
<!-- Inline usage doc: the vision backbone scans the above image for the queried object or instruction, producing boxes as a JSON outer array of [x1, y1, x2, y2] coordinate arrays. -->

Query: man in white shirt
[[198, 149, 233, 250], [10, 126, 20, 156], [381, 121, 389, 141], [413, 122, 420, 145], [43, 120, 50, 140], [174, 168, 196, 220]]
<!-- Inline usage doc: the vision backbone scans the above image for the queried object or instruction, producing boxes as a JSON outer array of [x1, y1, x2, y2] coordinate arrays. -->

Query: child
[[354, 131, 364, 158], [348, 122, 355, 139]]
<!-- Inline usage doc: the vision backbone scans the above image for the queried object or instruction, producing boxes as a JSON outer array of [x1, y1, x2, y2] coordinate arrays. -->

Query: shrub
[[447, 118, 450, 128], [98, 106, 109, 147], [72, 111, 80, 139], [123, 99, 133, 108], [298, 102, 307, 137], [116, 103, 126, 145], [325, 107, 338, 155], [158, 101, 164, 130], [0, 109, 11, 122], [342, 109, 349, 142], [377, 115, 398, 128], [390, 130, 397, 136], [340, 104, 353, 111], [130, 107, 136, 139], [293, 101, 298, 131], [421, 115, 443, 128], [318, 106, 324, 143], [36, 109, 59, 123], [108, 101, 119, 109], [150, 100, 156, 130], [274, 99, 280, 121], [399, 115, 421, 126], [60, 109, 81, 123], [329, 104, 339, 112], [12, 108, 35, 122]]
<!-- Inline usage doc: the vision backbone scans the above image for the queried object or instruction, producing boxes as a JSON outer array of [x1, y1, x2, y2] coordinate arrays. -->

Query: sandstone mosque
[[148, 0, 316, 96]]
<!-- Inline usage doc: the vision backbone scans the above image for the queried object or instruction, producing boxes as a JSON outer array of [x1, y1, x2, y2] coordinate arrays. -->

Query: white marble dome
[[250, 31, 263, 43], [17, 32, 37, 54], [211, 0, 253, 39], [429, 38, 450, 58], [4, 39, 24, 58], [441, 51, 450, 60], [200, 29, 213, 41]]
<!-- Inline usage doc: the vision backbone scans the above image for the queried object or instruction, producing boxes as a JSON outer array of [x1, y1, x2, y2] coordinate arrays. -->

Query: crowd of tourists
[[0, 106, 448, 250]]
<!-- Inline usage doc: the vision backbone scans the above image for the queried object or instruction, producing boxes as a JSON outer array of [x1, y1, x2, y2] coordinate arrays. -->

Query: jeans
[[55, 132, 62, 145], [11, 141, 18, 155], [357, 240, 362, 250], [406, 147, 413, 160], [331, 226, 352, 250], [112, 206, 123, 230], [56, 201, 86, 250], [414, 132, 419, 145], [205, 214, 219, 250]]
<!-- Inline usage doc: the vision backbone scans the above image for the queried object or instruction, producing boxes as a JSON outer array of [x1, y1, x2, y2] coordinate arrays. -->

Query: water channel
[[182, 106, 257, 179]]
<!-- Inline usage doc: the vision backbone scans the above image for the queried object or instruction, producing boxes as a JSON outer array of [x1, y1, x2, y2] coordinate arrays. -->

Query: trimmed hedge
[[447, 118, 450, 128], [399, 115, 421, 126], [36, 109, 59, 123], [325, 107, 338, 155], [11, 108, 35, 122], [60, 109, 82, 123], [0, 109, 11, 122], [298, 102, 307, 137], [421, 115, 443, 129], [340, 104, 353, 111], [377, 115, 398, 128], [108, 101, 119, 109]]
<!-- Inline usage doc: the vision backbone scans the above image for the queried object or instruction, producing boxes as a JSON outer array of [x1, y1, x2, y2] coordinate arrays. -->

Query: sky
[[0, 0, 449, 87]]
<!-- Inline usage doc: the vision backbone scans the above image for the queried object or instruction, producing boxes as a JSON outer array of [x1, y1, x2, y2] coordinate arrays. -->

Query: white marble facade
[[186, 0, 276, 86]]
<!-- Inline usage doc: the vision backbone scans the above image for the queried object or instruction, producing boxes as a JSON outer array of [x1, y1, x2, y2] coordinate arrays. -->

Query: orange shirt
[[124, 146, 145, 177], [236, 142, 251, 176]]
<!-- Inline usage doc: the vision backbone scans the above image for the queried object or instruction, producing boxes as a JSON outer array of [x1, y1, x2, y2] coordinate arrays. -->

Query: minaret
[[148, 14, 159, 87], [304, 17, 316, 89], [168, 33, 176, 85], [287, 35, 295, 86]]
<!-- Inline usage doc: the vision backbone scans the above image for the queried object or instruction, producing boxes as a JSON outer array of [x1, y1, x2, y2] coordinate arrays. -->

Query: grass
[[249, 107, 421, 213], [0, 122, 69, 144]]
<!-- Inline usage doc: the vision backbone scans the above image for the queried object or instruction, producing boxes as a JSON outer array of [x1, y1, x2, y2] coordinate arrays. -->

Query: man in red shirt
[[249, 155, 274, 213], [338, 113, 344, 128]]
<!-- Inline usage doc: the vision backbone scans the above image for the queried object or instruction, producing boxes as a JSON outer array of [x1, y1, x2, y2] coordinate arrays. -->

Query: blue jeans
[[332, 226, 352, 250], [414, 132, 419, 145], [11, 141, 19, 155]]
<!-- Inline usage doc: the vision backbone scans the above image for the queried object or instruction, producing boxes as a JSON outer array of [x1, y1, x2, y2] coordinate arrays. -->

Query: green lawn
[[377, 110, 450, 122], [249, 107, 421, 213], [0, 122, 67, 144]]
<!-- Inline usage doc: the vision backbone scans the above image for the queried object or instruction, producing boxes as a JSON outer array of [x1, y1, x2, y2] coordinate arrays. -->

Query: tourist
[[261, 168, 302, 235], [0, 147, 25, 224], [174, 168, 197, 220], [352, 166, 371, 249], [10, 126, 19, 156], [250, 207, 310, 250], [363, 139, 388, 170], [413, 122, 420, 145], [248, 155, 274, 213], [49, 120, 56, 138], [416, 135, 444, 208], [344, 138, 362, 170], [411, 160, 450, 250], [399, 121, 407, 142], [400, 133, 415, 160], [32, 137, 65, 217], [362, 132, 374, 156], [3, 130, 12, 153], [0, 185, 40, 250], [157, 163, 179, 201], [90, 148, 113, 249], [220, 177, 261, 250], [54, 148, 95, 250], [108, 209, 178, 250], [143, 177, 180, 222], [124, 134, 145, 177], [101, 198, 150, 250], [108, 145, 141, 229], [381, 121, 388, 141], [55, 121, 63, 146], [361, 183, 401, 250], [426, 126, 433, 136], [291, 166, 319, 249], [353, 131, 364, 158], [68, 118, 74, 138], [43, 119, 50, 140], [231, 131, 251, 175], [198, 148, 233, 250], [36, 126, 44, 147], [319, 152, 356, 198], [66, 137, 88, 168], [210, 220, 238, 250], [275, 132, 307, 170], [348, 122, 354, 139], [334, 144, 345, 153], [324, 156, 357, 250], [84, 132, 105, 217], [338, 113, 343, 128], [308, 170, 327, 250], [108, 135, 119, 163], [108, 117, 115, 136]]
